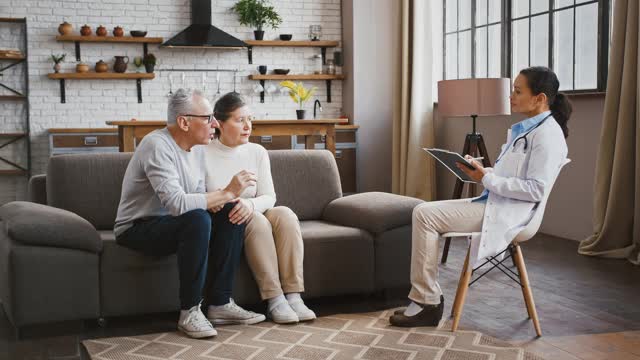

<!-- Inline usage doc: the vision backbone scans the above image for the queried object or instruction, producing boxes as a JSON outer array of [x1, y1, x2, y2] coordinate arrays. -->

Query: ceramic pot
[[144, 63, 154, 73], [113, 26, 124, 37], [53, 63, 61, 73], [296, 110, 306, 120], [254, 30, 264, 40], [58, 21, 72, 35], [96, 25, 107, 36], [76, 63, 89, 73], [80, 24, 91, 36], [95, 60, 108, 73], [113, 56, 129, 73]]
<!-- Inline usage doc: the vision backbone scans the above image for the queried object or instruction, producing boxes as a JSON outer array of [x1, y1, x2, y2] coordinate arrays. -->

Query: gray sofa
[[0, 150, 422, 329]]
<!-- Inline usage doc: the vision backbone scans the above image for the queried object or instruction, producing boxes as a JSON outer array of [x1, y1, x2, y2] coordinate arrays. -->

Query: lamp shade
[[437, 78, 511, 117]]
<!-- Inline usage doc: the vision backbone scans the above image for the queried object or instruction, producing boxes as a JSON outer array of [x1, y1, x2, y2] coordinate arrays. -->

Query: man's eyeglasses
[[183, 114, 216, 124]]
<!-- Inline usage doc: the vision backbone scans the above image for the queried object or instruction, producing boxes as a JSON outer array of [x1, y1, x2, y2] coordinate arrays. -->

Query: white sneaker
[[268, 301, 299, 324], [207, 298, 266, 325], [288, 298, 316, 322], [178, 304, 217, 339]]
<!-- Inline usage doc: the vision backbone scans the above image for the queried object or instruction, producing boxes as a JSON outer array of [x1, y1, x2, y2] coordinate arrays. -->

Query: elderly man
[[114, 89, 265, 339]]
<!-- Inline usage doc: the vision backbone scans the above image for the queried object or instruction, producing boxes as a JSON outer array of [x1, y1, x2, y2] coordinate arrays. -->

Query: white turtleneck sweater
[[205, 139, 276, 213]]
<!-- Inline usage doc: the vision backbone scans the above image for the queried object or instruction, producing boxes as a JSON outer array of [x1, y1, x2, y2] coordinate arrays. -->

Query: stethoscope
[[512, 114, 553, 152]]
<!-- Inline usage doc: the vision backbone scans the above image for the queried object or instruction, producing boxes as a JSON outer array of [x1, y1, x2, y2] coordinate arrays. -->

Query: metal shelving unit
[[0, 17, 30, 177]]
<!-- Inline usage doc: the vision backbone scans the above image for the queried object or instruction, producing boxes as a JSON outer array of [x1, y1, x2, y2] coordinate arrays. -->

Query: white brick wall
[[0, 0, 343, 205]]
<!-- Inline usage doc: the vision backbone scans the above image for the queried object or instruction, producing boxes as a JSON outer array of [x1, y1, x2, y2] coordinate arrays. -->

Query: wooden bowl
[[130, 30, 147, 37]]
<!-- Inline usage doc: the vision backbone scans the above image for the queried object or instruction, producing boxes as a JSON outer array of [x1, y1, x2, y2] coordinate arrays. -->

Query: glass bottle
[[312, 54, 323, 74], [325, 59, 336, 75], [309, 25, 322, 41]]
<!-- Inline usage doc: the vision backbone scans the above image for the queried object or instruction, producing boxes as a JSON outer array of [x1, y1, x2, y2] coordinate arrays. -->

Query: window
[[444, 0, 504, 79], [444, 0, 611, 92]]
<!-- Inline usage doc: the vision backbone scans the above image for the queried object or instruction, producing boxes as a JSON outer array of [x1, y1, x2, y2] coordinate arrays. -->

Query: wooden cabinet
[[48, 128, 119, 155], [248, 135, 292, 150]]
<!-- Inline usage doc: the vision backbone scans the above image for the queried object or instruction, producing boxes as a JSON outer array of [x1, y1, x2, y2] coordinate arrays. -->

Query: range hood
[[161, 0, 246, 49]]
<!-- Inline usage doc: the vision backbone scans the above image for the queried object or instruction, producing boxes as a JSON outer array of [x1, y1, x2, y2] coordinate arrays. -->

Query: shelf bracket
[[321, 47, 327, 65], [137, 79, 142, 103], [74, 41, 81, 61], [259, 79, 265, 103], [326, 80, 332, 103], [0, 82, 23, 97], [59, 79, 66, 103], [247, 46, 253, 64], [143, 43, 148, 57]]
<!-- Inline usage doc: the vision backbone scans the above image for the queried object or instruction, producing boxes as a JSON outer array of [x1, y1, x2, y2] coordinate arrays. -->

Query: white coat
[[469, 114, 568, 267]]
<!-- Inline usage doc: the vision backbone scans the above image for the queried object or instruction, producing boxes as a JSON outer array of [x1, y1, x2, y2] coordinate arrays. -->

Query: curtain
[[391, 0, 439, 200], [579, 0, 640, 264]]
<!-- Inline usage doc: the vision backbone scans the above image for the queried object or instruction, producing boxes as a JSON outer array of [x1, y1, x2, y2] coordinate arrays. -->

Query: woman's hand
[[456, 155, 487, 183], [208, 204, 224, 213], [228, 198, 254, 225]]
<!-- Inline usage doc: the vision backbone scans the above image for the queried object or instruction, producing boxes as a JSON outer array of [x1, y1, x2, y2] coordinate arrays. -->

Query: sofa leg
[[97, 317, 107, 328]]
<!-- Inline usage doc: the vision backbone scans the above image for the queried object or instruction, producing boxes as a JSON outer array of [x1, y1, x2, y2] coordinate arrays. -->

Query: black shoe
[[389, 295, 444, 327]]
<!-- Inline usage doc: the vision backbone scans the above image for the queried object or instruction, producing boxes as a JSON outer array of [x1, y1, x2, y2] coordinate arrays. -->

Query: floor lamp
[[438, 78, 511, 262]]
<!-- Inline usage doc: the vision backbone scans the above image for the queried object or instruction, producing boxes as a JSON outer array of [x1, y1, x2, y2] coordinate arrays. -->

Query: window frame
[[443, 0, 611, 93]]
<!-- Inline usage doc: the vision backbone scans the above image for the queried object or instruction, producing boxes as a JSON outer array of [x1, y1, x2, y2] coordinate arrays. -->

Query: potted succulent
[[231, 0, 282, 40], [50, 53, 66, 73], [280, 81, 317, 119], [142, 53, 156, 73]]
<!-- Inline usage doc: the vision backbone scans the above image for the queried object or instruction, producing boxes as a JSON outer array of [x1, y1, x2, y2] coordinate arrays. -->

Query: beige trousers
[[244, 206, 305, 300], [409, 198, 485, 305]]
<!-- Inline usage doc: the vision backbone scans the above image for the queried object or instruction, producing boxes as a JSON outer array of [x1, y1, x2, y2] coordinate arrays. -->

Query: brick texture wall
[[0, 0, 343, 205]]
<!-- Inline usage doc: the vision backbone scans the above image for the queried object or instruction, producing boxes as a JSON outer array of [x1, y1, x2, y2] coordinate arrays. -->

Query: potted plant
[[231, 0, 282, 40], [280, 81, 317, 119], [142, 53, 156, 73], [50, 53, 66, 73]]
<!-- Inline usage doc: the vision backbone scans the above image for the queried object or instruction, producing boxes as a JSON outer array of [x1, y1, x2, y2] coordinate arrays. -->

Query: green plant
[[50, 53, 66, 64], [280, 81, 317, 109], [231, 0, 282, 31], [142, 53, 156, 66]]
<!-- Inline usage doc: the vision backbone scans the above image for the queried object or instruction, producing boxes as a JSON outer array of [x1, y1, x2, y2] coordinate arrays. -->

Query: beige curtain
[[579, 0, 640, 264], [391, 0, 438, 200]]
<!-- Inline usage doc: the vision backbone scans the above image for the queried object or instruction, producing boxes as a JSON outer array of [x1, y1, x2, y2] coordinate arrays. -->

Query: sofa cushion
[[323, 192, 424, 234], [299, 220, 375, 297], [269, 150, 342, 220], [0, 201, 101, 253], [47, 153, 132, 231]]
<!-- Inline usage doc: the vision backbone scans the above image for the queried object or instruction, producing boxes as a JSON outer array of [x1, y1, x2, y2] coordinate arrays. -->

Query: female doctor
[[390, 66, 571, 327]]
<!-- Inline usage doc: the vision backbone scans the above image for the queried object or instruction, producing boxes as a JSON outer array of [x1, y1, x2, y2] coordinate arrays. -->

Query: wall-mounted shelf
[[0, 95, 26, 100], [249, 74, 345, 103], [47, 72, 155, 103], [244, 40, 339, 64], [55, 35, 163, 61]]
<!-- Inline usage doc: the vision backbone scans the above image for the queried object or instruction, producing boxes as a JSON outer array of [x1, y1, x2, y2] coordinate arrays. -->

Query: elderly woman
[[204, 92, 316, 324]]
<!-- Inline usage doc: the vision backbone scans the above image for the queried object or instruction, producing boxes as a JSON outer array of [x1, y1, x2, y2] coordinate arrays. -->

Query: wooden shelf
[[0, 54, 25, 60], [250, 74, 344, 103], [48, 72, 154, 80], [49, 128, 116, 134], [0, 132, 26, 138], [0, 169, 27, 175], [246, 40, 339, 65], [245, 40, 339, 47], [48, 72, 154, 103], [0, 18, 26, 23], [56, 35, 163, 44], [0, 95, 26, 100], [250, 74, 344, 81]]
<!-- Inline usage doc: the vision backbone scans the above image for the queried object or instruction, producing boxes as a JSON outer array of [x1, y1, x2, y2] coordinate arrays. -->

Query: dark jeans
[[116, 203, 245, 309]]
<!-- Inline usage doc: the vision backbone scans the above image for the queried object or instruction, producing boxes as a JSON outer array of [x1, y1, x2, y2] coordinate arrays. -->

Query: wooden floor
[[1, 233, 639, 359]]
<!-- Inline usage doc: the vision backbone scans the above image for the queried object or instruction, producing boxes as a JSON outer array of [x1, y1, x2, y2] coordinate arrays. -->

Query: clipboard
[[423, 148, 479, 183]]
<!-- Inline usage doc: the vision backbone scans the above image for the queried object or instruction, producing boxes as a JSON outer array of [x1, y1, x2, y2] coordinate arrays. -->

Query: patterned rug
[[83, 308, 545, 360]]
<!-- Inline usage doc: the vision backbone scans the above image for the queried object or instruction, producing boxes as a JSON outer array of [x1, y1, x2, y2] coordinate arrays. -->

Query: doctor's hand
[[228, 198, 255, 225], [456, 155, 487, 183]]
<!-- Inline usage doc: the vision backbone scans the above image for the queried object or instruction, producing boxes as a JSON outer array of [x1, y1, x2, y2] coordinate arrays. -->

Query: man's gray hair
[[167, 88, 205, 125]]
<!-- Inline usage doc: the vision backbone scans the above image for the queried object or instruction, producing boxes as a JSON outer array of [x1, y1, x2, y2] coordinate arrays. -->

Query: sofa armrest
[[28, 174, 47, 204], [322, 192, 424, 234], [0, 201, 102, 253]]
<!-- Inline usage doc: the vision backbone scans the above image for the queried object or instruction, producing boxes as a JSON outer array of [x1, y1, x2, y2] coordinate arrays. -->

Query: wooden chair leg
[[451, 244, 470, 318], [513, 244, 542, 337], [451, 247, 472, 332], [441, 237, 452, 264]]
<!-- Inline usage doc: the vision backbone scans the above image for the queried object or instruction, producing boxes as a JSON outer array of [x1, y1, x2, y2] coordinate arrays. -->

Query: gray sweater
[[114, 128, 208, 236]]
